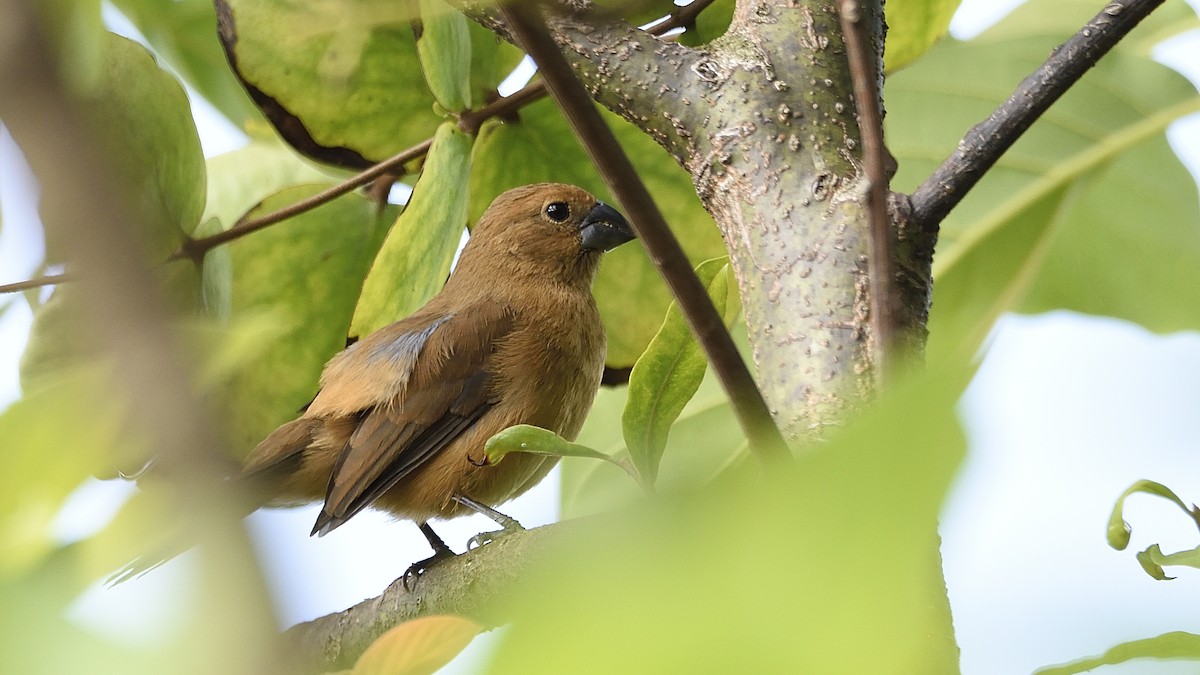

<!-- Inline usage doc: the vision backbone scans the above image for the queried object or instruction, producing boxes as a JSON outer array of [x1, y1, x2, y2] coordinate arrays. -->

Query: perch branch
[[837, 0, 895, 384], [285, 523, 566, 673], [498, 0, 790, 463], [909, 0, 1168, 230]]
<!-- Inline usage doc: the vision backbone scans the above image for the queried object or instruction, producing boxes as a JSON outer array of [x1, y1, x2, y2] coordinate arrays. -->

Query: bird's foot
[[403, 522, 458, 591], [401, 547, 457, 592], [453, 495, 526, 550]]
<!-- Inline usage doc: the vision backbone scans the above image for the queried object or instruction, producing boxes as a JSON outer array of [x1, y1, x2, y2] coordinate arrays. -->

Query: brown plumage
[[240, 183, 633, 545]]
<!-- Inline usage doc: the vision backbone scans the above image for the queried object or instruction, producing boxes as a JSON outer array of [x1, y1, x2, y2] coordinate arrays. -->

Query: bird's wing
[[311, 303, 516, 535]]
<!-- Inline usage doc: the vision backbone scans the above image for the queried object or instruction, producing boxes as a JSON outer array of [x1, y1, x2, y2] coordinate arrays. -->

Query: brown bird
[[238, 183, 633, 574]]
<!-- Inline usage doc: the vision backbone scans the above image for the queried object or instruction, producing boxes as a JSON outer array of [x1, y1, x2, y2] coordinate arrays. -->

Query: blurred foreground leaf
[[1037, 632, 1200, 675], [353, 615, 481, 675], [487, 367, 964, 674]]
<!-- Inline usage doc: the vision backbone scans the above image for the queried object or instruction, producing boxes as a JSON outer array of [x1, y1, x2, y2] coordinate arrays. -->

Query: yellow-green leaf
[[486, 425, 613, 465], [351, 123, 472, 337], [217, 184, 394, 452], [416, 0, 472, 112], [884, 0, 961, 72], [1036, 632, 1200, 675], [1106, 479, 1199, 551], [622, 258, 739, 485]]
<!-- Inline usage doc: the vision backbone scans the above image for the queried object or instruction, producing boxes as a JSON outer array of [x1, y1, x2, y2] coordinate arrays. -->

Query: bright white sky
[[3, 1, 1200, 673]]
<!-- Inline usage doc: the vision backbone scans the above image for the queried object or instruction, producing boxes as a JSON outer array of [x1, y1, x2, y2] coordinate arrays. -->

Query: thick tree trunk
[[508, 0, 930, 439]]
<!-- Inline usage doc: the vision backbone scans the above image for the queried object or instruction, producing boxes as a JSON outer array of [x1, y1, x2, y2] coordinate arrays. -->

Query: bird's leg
[[453, 495, 525, 550], [402, 521, 458, 591]]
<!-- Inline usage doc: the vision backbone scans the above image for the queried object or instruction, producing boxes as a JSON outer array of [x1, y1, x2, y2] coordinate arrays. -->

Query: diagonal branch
[[497, 0, 790, 464], [908, 0, 1168, 230], [837, 0, 895, 384]]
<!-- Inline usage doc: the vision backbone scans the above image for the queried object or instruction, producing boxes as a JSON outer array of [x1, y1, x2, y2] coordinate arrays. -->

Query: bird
[[234, 182, 634, 578]]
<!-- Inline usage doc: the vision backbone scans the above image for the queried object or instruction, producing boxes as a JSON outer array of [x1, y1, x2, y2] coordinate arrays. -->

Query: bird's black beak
[[579, 201, 635, 252]]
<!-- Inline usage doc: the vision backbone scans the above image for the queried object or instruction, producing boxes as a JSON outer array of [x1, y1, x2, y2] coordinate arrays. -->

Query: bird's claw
[[401, 548, 457, 592], [466, 521, 525, 551]]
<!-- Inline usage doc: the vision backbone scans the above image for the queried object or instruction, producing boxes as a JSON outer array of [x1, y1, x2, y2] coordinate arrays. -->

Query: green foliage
[[1037, 632, 1200, 675], [108, 0, 264, 129], [488, 368, 964, 674], [5, 0, 1200, 672], [218, 0, 438, 164], [416, 0, 473, 112], [1107, 479, 1200, 581], [350, 123, 472, 337], [485, 425, 645, 488], [884, 0, 961, 71], [622, 258, 739, 485], [887, 0, 1200, 366], [216, 184, 395, 452], [0, 368, 128, 577], [66, 33, 206, 259]]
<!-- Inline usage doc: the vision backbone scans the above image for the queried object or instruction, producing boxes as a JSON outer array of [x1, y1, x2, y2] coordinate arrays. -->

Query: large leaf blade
[[351, 122, 472, 337]]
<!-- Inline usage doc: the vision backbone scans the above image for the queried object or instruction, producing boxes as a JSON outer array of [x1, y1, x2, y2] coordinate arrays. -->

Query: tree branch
[[285, 523, 567, 673], [838, 0, 895, 384], [498, 0, 790, 463], [0, 272, 73, 295], [171, 138, 433, 264], [909, 0, 1167, 230]]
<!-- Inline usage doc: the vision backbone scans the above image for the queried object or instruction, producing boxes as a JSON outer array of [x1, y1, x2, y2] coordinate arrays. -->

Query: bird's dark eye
[[545, 202, 570, 222]]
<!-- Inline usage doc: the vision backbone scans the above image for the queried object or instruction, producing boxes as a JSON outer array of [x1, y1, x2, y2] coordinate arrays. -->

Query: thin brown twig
[[837, 0, 894, 386], [909, 0, 1167, 230], [0, 272, 73, 294], [498, 0, 790, 464], [171, 138, 433, 263]]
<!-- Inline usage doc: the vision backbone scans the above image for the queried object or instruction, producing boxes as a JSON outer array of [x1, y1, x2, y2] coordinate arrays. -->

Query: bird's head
[[460, 183, 636, 286]]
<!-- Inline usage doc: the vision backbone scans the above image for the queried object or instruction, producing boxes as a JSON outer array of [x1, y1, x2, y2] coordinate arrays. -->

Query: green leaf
[[884, 0, 961, 72], [887, 0, 1200, 366], [469, 98, 726, 366], [353, 615, 480, 675], [486, 425, 616, 465], [1036, 632, 1200, 675], [1136, 543, 1200, 581], [216, 184, 394, 451], [416, 0, 472, 112], [56, 33, 205, 263], [467, 23, 523, 105], [0, 368, 130, 577], [1106, 479, 1200, 551], [488, 367, 964, 674], [351, 123, 472, 337], [218, 0, 436, 167], [622, 258, 738, 485], [107, 0, 264, 128]]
